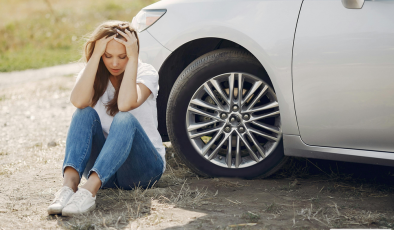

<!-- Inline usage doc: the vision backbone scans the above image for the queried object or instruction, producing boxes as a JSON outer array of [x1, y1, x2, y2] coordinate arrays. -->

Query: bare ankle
[[63, 166, 80, 192]]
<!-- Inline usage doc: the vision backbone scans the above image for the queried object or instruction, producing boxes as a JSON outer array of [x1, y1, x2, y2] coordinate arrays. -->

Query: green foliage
[[0, 0, 158, 72]]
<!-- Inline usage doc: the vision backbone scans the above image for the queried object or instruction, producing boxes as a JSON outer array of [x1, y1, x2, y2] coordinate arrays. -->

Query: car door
[[292, 0, 394, 152]]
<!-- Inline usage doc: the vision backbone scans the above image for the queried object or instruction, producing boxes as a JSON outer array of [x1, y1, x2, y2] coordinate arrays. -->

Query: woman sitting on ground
[[47, 20, 165, 216]]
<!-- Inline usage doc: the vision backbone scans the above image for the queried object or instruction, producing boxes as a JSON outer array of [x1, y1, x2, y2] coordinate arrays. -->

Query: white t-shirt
[[75, 58, 166, 172]]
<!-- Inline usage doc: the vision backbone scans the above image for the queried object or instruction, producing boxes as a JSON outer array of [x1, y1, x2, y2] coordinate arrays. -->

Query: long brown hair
[[83, 20, 140, 116]]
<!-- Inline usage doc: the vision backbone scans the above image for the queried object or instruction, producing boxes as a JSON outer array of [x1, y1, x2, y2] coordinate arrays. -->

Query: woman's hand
[[114, 29, 139, 59], [92, 35, 116, 58]]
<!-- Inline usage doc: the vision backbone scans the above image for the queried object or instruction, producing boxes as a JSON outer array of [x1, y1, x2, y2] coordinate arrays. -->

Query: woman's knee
[[113, 111, 138, 125]]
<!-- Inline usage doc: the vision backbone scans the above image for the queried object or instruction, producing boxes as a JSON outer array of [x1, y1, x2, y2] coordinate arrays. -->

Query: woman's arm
[[115, 29, 152, 111], [117, 57, 152, 111], [70, 35, 115, 109], [70, 55, 100, 109]]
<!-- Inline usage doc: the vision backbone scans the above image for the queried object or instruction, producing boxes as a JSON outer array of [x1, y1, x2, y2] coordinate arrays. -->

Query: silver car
[[132, 0, 394, 178]]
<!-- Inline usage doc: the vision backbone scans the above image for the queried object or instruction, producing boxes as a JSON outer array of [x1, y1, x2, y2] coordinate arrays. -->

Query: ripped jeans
[[62, 106, 163, 189]]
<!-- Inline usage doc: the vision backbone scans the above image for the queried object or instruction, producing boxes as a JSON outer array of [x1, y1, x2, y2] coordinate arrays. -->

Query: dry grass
[[263, 202, 283, 215], [296, 202, 392, 228], [241, 211, 260, 222]]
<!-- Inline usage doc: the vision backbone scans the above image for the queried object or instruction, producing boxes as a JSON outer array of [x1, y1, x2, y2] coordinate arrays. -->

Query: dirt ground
[[0, 66, 394, 230]]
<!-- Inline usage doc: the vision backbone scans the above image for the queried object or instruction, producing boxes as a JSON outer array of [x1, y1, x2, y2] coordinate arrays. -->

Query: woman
[[47, 21, 165, 216]]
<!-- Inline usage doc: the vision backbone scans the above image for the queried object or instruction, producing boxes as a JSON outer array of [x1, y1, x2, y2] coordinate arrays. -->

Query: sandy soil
[[0, 66, 393, 230]]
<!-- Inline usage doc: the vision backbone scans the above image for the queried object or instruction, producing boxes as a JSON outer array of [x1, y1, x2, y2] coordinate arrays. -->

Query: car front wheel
[[166, 48, 287, 178]]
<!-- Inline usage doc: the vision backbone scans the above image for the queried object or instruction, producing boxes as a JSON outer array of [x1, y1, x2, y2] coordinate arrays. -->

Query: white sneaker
[[47, 186, 75, 215], [62, 187, 96, 216]]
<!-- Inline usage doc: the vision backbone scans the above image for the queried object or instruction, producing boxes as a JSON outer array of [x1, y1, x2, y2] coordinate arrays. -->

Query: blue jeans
[[62, 107, 164, 190]]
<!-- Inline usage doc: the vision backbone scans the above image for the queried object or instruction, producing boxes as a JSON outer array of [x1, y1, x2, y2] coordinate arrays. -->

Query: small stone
[[47, 141, 57, 147]]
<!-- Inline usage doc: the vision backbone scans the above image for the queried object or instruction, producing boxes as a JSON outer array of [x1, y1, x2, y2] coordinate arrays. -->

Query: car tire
[[166, 48, 287, 179]]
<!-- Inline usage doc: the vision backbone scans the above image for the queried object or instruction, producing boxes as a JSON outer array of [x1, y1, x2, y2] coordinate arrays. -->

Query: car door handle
[[342, 0, 364, 9]]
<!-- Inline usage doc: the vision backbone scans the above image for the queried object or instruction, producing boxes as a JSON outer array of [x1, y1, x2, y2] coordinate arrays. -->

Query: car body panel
[[145, 0, 303, 135], [293, 0, 394, 152], [284, 135, 394, 167]]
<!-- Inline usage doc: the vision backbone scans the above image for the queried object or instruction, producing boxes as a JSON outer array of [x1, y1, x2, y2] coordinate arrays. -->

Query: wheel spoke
[[188, 120, 219, 132], [208, 131, 232, 160], [251, 121, 281, 134], [248, 101, 279, 113], [247, 110, 280, 122], [201, 129, 224, 156], [226, 133, 232, 167], [210, 79, 229, 106], [235, 135, 241, 168], [189, 125, 224, 139], [246, 85, 268, 111], [203, 83, 225, 110], [245, 131, 266, 158], [228, 73, 235, 106], [237, 73, 244, 107], [188, 106, 221, 121], [248, 126, 278, 142], [241, 81, 262, 106], [235, 130, 260, 162], [190, 98, 226, 113]]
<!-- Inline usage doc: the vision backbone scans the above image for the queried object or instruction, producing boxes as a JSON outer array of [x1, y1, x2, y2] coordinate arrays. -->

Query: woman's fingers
[[125, 30, 137, 42], [116, 29, 129, 41], [125, 29, 133, 37], [114, 37, 126, 45]]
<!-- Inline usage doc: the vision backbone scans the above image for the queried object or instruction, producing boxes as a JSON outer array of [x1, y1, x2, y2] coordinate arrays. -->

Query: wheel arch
[[157, 37, 270, 141]]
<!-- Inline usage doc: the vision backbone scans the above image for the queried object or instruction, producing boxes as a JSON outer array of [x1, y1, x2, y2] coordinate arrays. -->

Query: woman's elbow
[[70, 97, 88, 109], [118, 102, 137, 112], [70, 95, 91, 109], [71, 101, 89, 109]]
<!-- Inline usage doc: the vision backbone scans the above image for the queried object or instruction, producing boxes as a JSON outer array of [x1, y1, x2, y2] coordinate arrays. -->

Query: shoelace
[[66, 190, 88, 207], [53, 187, 73, 204]]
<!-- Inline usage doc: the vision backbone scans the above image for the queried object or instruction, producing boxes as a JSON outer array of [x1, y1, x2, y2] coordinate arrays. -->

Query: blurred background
[[0, 0, 158, 72]]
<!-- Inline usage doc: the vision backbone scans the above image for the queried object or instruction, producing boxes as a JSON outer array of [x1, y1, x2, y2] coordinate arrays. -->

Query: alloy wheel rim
[[186, 72, 282, 169]]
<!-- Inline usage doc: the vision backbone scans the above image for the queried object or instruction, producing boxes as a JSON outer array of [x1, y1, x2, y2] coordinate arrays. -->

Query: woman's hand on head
[[114, 29, 138, 59], [92, 35, 116, 58]]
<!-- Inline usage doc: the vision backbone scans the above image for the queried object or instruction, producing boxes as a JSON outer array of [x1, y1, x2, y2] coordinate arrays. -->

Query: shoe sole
[[47, 207, 62, 215], [62, 203, 96, 216]]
